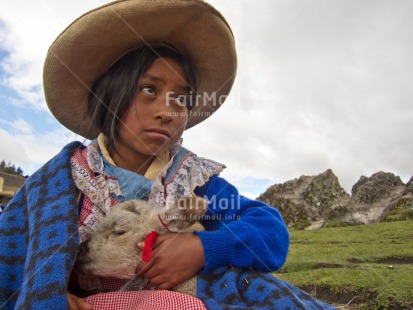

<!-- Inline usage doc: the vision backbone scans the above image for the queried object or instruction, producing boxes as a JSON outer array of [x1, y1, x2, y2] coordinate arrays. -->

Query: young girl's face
[[116, 57, 190, 162]]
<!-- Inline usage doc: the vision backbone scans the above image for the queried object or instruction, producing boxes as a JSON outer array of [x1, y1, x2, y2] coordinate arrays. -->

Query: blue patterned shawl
[[0, 142, 81, 309]]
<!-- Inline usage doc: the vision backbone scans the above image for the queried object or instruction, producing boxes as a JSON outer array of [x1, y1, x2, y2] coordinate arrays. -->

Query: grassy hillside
[[275, 219, 413, 309]]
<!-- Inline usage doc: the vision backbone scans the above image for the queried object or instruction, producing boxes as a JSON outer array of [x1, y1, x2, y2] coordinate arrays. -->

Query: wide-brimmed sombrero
[[43, 0, 237, 139]]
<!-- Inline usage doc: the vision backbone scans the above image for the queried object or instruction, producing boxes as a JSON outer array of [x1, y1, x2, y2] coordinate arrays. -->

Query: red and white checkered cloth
[[86, 290, 207, 310]]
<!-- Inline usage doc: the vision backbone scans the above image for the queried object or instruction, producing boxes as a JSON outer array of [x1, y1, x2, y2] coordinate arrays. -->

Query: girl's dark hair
[[86, 45, 197, 148]]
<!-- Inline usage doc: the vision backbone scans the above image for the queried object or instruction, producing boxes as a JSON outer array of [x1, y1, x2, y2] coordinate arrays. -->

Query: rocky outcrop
[[258, 170, 413, 228], [344, 172, 407, 224], [404, 176, 413, 195], [257, 169, 350, 228]]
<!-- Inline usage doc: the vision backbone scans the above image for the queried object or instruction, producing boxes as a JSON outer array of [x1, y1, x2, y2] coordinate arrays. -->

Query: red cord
[[141, 231, 159, 262], [157, 213, 171, 232]]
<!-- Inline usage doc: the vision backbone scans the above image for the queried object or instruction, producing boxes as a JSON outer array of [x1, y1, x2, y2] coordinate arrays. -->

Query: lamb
[[75, 196, 208, 297]]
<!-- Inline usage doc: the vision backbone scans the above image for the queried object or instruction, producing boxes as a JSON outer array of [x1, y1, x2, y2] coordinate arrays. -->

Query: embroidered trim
[[71, 143, 122, 242], [149, 150, 226, 208], [164, 153, 193, 189]]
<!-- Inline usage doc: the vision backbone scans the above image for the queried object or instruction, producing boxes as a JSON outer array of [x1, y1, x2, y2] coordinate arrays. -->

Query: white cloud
[[0, 0, 108, 110], [10, 118, 32, 134], [185, 0, 413, 193], [0, 126, 78, 176], [238, 191, 259, 200]]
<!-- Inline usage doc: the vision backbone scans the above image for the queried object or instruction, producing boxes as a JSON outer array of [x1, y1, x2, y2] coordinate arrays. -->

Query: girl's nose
[[154, 97, 173, 122]]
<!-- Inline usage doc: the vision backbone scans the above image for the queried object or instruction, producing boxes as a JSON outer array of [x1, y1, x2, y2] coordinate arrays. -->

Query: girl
[[0, 1, 334, 309]]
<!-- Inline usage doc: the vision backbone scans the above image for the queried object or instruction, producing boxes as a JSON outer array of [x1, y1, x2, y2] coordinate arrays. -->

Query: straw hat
[[43, 0, 237, 139]]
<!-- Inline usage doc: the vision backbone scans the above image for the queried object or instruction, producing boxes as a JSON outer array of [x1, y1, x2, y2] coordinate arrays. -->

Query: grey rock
[[257, 169, 350, 227], [258, 170, 412, 228]]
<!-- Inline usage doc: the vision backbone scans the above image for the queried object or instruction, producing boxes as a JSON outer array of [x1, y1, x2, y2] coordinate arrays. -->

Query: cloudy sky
[[1, 0, 412, 198]]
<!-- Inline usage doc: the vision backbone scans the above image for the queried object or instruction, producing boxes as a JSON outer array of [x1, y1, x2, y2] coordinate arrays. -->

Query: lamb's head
[[75, 196, 208, 279]]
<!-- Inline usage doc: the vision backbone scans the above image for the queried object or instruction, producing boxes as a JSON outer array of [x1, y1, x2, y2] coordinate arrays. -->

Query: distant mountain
[[257, 170, 413, 229]]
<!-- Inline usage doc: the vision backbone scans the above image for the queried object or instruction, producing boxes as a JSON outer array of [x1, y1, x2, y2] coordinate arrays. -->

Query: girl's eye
[[140, 86, 156, 95], [174, 95, 188, 106]]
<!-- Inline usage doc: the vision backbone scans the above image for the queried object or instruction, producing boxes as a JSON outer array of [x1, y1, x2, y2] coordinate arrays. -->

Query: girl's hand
[[67, 292, 93, 310], [137, 232, 205, 290]]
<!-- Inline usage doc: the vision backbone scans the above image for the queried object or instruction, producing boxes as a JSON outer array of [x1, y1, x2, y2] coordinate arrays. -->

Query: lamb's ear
[[175, 197, 208, 218], [161, 196, 208, 230], [118, 200, 147, 216]]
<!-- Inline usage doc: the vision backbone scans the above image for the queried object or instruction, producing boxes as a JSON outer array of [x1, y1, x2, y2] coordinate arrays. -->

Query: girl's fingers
[[149, 274, 175, 290]]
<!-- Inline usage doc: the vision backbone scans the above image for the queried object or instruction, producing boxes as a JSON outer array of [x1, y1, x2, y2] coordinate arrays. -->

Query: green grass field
[[275, 219, 413, 309]]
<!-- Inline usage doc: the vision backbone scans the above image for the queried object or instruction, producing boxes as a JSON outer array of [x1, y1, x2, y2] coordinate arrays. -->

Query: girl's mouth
[[145, 128, 171, 139]]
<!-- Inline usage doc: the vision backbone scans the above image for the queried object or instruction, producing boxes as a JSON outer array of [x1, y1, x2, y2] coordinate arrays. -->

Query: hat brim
[[43, 0, 237, 139]]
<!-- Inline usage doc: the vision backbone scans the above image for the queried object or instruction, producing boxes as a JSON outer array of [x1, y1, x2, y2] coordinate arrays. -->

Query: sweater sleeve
[[193, 175, 289, 273]]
